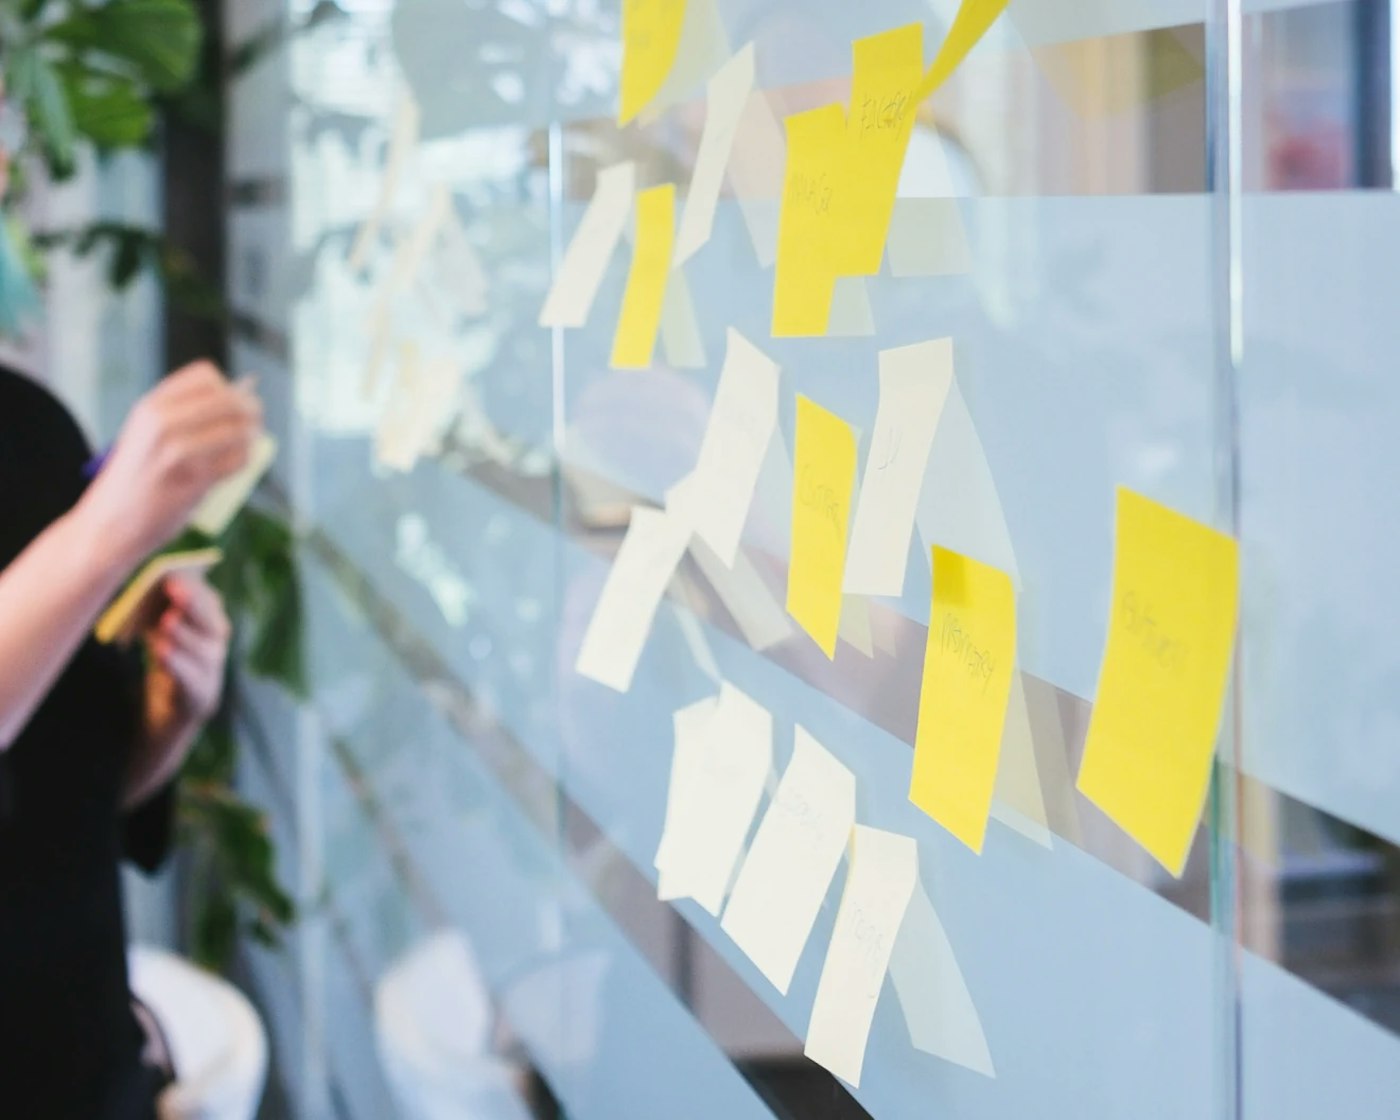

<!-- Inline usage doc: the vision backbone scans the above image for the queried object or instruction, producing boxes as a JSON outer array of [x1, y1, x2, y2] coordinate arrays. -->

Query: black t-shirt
[[0, 367, 172, 1118]]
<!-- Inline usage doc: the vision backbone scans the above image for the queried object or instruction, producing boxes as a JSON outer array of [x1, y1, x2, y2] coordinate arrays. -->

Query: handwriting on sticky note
[[909, 546, 1016, 853], [619, 0, 689, 125], [655, 684, 773, 916], [845, 339, 953, 597], [771, 104, 845, 337], [610, 184, 676, 369], [787, 396, 857, 658], [539, 162, 636, 329], [1076, 488, 1239, 877], [805, 826, 917, 1087], [721, 726, 856, 995], [575, 506, 691, 693]]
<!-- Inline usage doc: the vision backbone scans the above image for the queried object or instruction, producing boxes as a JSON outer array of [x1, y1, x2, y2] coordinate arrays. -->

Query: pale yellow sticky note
[[190, 433, 277, 537], [914, 0, 1012, 103], [888, 880, 995, 1077], [96, 548, 223, 646], [838, 594, 875, 658], [610, 184, 676, 369], [672, 328, 780, 565], [834, 23, 925, 277], [656, 695, 719, 899], [540, 162, 635, 329], [786, 395, 858, 658], [675, 43, 755, 263], [909, 546, 1017, 853], [805, 826, 917, 1087], [389, 181, 452, 294], [771, 104, 845, 337], [575, 506, 691, 693], [845, 338, 954, 597], [655, 683, 772, 916], [348, 95, 420, 273], [1076, 488, 1239, 877], [721, 725, 856, 994], [618, 0, 689, 125], [374, 341, 423, 472], [990, 670, 1053, 848]]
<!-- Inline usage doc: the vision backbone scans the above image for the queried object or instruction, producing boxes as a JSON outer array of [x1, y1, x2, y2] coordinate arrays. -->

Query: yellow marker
[[610, 184, 675, 369], [1077, 488, 1239, 877], [618, 0, 689, 125], [834, 23, 925, 276], [771, 104, 845, 337], [909, 547, 1016, 853], [913, 0, 1011, 103], [786, 396, 857, 657]]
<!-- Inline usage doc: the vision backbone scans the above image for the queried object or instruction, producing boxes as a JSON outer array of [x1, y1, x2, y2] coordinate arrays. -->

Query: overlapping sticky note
[[721, 726, 856, 994], [845, 338, 954, 597], [655, 684, 772, 915], [833, 23, 925, 277], [771, 104, 845, 337], [618, 0, 689, 125], [539, 162, 636, 329], [914, 0, 1013, 102], [575, 506, 691, 693], [909, 546, 1017, 853], [805, 826, 918, 1087], [191, 433, 277, 537], [96, 548, 224, 646], [348, 95, 420, 273], [670, 328, 780, 565], [675, 44, 755, 263], [611, 184, 676, 369], [1076, 488, 1239, 876], [786, 396, 858, 658]]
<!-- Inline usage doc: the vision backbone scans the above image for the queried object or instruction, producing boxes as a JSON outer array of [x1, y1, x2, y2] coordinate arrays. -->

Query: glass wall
[[224, 1, 1400, 1117]]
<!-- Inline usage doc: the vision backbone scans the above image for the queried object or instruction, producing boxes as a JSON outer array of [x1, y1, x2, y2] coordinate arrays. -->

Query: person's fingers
[[156, 360, 226, 401], [158, 385, 262, 438], [161, 617, 225, 667], [163, 577, 229, 639], [167, 417, 259, 478], [153, 641, 220, 709]]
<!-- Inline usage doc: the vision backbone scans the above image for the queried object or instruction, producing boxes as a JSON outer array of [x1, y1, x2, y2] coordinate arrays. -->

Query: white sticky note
[[374, 342, 424, 472], [720, 726, 856, 995], [656, 695, 719, 899], [391, 181, 453, 294], [805, 826, 918, 1087], [660, 266, 707, 369], [838, 594, 875, 658], [672, 328, 780, 566], [685, 526, 794, 652], [990, 670, 1053, 848], [348, 95, 420, 273], [361, 295, 394, 399], [729, 89, 785, 268], [656, 683, 773, 915], [845, 339, 954, 597], [539, 162, 636, 328], [190, 433, 278, 537], [675, 44, 755, 264], [575, 507, 692, 692], [888, 880, 995, 1077], [888, 199, 972, 278]]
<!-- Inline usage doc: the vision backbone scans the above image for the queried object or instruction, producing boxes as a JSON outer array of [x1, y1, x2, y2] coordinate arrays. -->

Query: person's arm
[[0, 361, 260, 751]]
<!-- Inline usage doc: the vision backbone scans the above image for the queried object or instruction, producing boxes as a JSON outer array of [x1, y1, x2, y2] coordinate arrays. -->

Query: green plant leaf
[[59, 68, 155, 148], [44, 0, 203, 93], [7, 46, 77, 177]]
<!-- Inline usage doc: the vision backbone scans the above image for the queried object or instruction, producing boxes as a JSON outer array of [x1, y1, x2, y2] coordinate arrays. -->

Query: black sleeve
[[123, 783, 176, 874]]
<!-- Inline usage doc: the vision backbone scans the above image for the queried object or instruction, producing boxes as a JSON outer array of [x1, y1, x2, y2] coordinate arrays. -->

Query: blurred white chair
[[374, 931, 533, 1120], [127, 946, 268, 1120]]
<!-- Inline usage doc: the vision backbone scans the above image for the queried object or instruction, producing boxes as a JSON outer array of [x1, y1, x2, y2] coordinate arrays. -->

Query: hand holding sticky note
[[909, 546, 1016, 853], [96, 548, 223, 646], [1076, 488, 1239, 876]]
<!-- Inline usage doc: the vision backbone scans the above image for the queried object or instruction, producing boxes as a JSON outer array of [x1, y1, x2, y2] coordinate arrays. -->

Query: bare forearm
[[0, 500, 144, 749]]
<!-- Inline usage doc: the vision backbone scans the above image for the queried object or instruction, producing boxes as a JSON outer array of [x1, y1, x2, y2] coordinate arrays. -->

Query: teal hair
[[0, 210, 39, 337]]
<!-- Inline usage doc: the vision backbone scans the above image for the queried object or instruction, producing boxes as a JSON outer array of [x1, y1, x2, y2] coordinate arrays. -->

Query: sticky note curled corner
[[721, 725, 856, 995], [611, 184, 676, 369], [96, 548, 224, 646], [804, 825, 918, 1087], [909, 546, 1017, 853], [655, 683, 773, 916], [1076, 488, 1239, 877], [618, 0, 689, 125], [539, 162, 636, 329], [786, 395, 858, 658], [575, 506, 691, 693], [190, 433, 277, 537]]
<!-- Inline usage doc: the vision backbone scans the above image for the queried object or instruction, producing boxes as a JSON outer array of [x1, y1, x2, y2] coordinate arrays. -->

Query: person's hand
[[78, 360, 261, 566]]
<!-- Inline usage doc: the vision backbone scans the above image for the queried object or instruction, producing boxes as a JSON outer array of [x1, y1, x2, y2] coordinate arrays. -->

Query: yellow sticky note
[[786, 396, 858, 658], [771, 104, 845, 338], [909, 546, 1016, 853], [1077, 488, 1239, 877], [610, 184, 675, 369], [914, 0, 1011, 102], [95, 548, 224, 646], [619, 0, 689, 125], [834, 23, 925, 276]]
